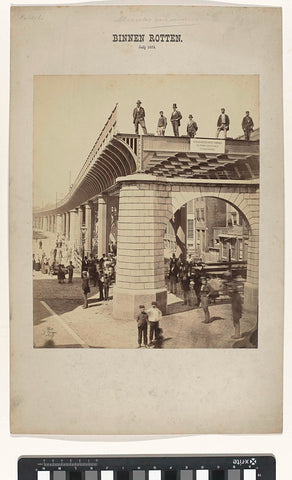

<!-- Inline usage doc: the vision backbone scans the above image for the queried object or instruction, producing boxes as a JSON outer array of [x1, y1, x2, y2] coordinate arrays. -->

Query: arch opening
[[162, 193, 258, 346]]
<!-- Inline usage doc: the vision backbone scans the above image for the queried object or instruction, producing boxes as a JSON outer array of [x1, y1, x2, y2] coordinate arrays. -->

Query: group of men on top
[[133, 101, 255, 140]]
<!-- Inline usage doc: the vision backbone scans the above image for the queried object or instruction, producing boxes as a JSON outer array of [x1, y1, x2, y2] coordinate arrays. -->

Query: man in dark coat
[[241, 111, 254, 140], [103, 274, 110, 301], [181, 266, 191, 306], [81, 256, 89, 272], [193, 269, 202, 306], [133, 100, 147, 134], [136, 305, 148, 348], [170, 103, 182, 137], [66, 261, 75, 284], [88, 258, 97, 286], [81, 271, 90, 309], [97, 270, 104, 301], [216, 107, 230, 138], [169, 254, 179, 294], [187, 114, 198, 138]]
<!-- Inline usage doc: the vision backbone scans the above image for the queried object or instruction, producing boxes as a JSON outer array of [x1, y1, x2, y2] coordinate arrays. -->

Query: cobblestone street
[[33, 271, 256, 349]]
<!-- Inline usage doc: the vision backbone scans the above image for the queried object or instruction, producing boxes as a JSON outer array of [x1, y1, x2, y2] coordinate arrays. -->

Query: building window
[[196, 209, 200, 220], [239, 239, 243, 260], [197, 229, 201, 243], [201, 208, 205, 221], [187, 219, 194, 239], [187, 200, 194, 214]]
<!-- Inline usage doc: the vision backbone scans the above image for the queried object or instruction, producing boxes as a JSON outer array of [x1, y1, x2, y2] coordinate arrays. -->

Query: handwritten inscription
[[19, 13, 44, 21]]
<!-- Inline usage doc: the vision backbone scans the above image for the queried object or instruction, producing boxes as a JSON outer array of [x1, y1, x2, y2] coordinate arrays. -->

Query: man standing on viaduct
[[170, 103, 182, 136], [216, 107, 230, 138], [242, 110, 254, 141], [133, 100, 147, 134]]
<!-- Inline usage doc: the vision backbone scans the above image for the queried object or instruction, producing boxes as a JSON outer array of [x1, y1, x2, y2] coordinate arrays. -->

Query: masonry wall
[[116, 182, 172, 292], [113, 176, 259, 319]]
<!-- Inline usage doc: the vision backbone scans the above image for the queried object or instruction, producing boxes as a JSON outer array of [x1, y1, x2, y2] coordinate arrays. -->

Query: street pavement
[[33, 271, 257, 349]]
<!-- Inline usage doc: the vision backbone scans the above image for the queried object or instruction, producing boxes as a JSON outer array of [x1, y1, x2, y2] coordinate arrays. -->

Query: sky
[[33, 75, 259, 208]]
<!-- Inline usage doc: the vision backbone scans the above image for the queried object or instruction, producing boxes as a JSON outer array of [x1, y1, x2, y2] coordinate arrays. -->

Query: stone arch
[[168, 188, 255, 233], [161, 184, 259, 314]]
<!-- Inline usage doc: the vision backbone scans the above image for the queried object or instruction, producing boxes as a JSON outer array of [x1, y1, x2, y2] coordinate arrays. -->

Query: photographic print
[[10, 5, 283, 434], [33, 75, 259, 350]]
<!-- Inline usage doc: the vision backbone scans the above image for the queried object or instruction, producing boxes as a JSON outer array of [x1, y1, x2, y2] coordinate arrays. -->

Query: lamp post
[[81, 225, 87, 260]]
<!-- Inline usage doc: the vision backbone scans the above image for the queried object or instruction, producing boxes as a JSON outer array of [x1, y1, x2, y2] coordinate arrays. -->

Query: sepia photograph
[[10, 4, 283, 434], [33, 74, 259, 349]]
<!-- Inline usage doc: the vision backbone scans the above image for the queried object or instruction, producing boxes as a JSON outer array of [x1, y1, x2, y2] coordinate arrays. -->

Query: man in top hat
[[241, 110, 254, 141], [147, 301, 162, 345], [170, 103, 182, 137], [187, 114, 198, 138], [157, 111, 167, 136], [133, 100, 147, 134], [216, 107, 230, 138]]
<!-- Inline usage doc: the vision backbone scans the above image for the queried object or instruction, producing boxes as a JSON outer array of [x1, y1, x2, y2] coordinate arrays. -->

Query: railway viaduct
[[33, 106, 259, 319]]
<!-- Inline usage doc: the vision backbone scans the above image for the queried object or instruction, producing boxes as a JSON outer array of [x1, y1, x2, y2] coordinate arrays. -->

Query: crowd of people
[[167, 253, 244, 340], [133, 100, 255, 140], [33, 233, 73, 275], [33, 233, 117, 309], [33, 231, 243, 342], [80, 253, 116, 307]]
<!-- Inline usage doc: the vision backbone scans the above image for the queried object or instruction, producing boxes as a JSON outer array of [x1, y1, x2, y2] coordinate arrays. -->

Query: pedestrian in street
[[57, 264, 65, 284], [228, 280, 244, 339], [241, 110, 254, 141], [99, 253, 106, 269], [181, 266, 191, 306], [170, 103, 182, 136], [169, 254, 179, 294], [88, 257, 97, 286], [133, 100, 147, 134], [186, 114, 198, 138], [136, 304, 148, 348], [200, 277, 211, 323], [98, 270, 104, 301], [82, 256, 89, 273], [216, 107, 230, 138], [82, 271, 90, 309], [67, 260, 75, 283], [147, 301, 162, 345], [103, 273, 110, 301], [157, 111, 167, 136]]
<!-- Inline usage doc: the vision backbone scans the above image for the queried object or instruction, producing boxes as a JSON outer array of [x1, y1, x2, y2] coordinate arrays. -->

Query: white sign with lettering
[[190, 138, 225, 154]]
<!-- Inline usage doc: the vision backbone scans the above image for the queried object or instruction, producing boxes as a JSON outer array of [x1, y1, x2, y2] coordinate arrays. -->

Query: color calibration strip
[[37, 469, 257, 480]]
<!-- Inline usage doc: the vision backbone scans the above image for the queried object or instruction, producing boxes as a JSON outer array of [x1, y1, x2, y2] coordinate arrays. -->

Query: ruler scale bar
[[18, 456, 275, 480]]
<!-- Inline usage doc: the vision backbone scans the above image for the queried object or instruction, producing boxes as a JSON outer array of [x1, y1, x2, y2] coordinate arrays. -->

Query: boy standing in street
[[136, 305, 148, 348], [147, 301, 162, 345]]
